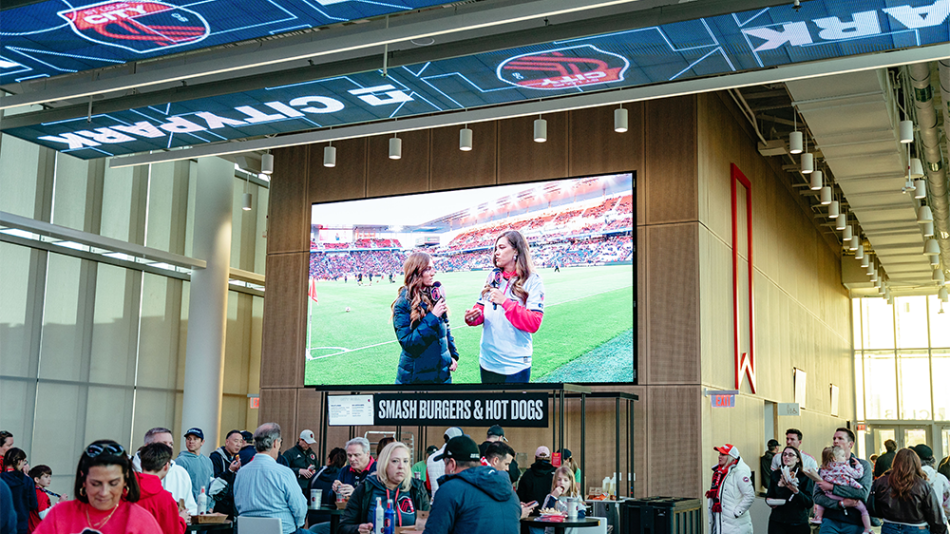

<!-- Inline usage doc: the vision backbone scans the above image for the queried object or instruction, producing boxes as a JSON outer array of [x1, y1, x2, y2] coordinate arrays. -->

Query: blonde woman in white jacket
[[707, 444, 756, 534]]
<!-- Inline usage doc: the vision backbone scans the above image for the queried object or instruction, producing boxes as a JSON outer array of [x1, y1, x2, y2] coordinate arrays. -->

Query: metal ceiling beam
[[107, 45, 950, 168]]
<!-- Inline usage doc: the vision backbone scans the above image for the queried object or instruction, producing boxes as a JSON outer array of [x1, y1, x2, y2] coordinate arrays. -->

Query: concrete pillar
[[182, 158, 234, 454]]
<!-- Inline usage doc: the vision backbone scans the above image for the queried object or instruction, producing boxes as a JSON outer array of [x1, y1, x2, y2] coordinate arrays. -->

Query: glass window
[[854, 354, 865, 421], [897, 351, 932, 420], [862, 298, 895, 349], [38, 254, 85, 381], [930, 296, 950, 348], [853, 299, 863, 351], [895, 296, 929, 349], [864, 350, 897, 420], [0, 243, 39, 378], [933, 351, 950, 421]]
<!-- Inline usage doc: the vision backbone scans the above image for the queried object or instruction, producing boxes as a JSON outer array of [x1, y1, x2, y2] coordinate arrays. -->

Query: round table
[[520, 516, 603, 534]]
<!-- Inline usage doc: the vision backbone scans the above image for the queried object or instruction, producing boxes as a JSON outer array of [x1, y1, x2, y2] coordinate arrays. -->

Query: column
[[182, 157, 234, 454]]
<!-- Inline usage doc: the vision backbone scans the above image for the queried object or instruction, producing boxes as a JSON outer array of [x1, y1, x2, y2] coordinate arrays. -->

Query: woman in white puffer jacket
[[707, 444, 756, 534]]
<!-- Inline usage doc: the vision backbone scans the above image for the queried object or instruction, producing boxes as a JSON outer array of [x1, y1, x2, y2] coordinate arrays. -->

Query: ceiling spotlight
[[861, 255, 870, 268], [242, 192, 252, 211], [914, 179, 927, 199], [460, 126, 473, 151], [931, 254, 941, 268], [843, 225, 853, 241], [614, 106, 628, 133], [923, 221, 934, 238], [871, 270, 878, 282], [836, 212, 847, 231], [261, 151, 274, 174], [810, 169, 823, 191], [820, 186, 832, 205], [389, 135, 402, 160], [934, 269, 946, 285], [924, 238, 940, 255], [909, 158, 924, 178], [534, 116, 547, 143], [887, 294, 894, 306], [855, 245, 864, 260], [918, 205, 933, 224], [899, 120, 914, 143], [801, 152, 814, 174], [849, 235, 859, 251], [789, 130, 803, 154], [829, 200, 840, 219], [867, 262, 875, 276], [940, 286, 949, 304], [324, 144, 336, 168], [902, 177, 917, 194]]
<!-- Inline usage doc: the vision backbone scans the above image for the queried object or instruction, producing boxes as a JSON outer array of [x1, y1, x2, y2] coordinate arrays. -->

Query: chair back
[[236, 516, 282, 534]]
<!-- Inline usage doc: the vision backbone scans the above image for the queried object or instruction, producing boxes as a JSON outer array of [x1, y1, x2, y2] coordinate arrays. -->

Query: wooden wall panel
[[568, 104, 643, 178], [647, 223, 700, 384], [648, 386, 701, 497], [260, 252, 307, 388], [697, 93, 740, 242], [497, 114, 568, 184], [268, 144, 310, 255], [295, 388, 324, 443], [645, 96, 697, 224], [637, 226, 647, 385], [258, 388, 298, 440], [367, 130, 430, 198], [309, 139, 368, 203], [430, 122, 497, 192]]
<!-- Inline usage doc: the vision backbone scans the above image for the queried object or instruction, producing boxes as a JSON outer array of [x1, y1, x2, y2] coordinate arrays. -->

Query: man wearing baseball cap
[[282, 430, 319, 496], [426, 427, 464, 499], [423, 436, 522, 534], [515, 446, 556, 513], [479, 425, 508, 457], [706, 444, 754, 534], [176, 428, 215, 502], [912, 444, 950, 522]]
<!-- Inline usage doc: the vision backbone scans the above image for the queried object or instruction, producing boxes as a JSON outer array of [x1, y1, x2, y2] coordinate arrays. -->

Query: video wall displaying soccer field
[[305, 173, 635, 388]]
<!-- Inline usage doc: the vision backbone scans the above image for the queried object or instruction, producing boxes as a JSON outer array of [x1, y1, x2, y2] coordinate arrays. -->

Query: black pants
[[769, 519, 811, 534]]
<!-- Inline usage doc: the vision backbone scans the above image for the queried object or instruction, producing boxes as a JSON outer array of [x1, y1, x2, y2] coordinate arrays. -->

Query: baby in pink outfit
[[812, 446, 871, 534]]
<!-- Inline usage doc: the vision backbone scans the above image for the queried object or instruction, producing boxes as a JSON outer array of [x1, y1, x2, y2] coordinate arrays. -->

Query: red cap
[[714, 444, 740, 459]]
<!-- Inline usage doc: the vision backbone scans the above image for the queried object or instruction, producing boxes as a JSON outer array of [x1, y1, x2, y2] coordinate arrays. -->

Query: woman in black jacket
[[1, 448, 37, 534], [338, 442, 430, 534], [870, 449, 946, 534], [766, 446, 814, 534]]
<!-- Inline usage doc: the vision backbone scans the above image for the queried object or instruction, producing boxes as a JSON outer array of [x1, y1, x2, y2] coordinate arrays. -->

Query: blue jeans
[[820, 517, 868, 534], [882, 523, 930, 534], [480, 366, 531, 383]]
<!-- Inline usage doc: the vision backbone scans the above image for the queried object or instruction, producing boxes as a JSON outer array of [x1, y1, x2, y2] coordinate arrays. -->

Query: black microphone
[[431, 282, 448, 322], [490, 269, 502, 310]]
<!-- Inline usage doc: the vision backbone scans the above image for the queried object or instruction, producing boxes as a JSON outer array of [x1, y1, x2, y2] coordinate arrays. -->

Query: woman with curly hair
[[465, 230, 545, 383], [870, 448, 946, 534], [392, 252, 459, 384]]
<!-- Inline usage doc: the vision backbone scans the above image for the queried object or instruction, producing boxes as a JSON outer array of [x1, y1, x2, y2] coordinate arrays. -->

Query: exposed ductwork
[[909, 62, 950, 278]]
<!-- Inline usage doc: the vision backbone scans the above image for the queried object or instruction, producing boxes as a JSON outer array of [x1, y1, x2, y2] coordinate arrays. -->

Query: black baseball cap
[[425, 445, 439, 456], [558, 448, 572, 460], [434, 436, 481, 462], [767, 439, 780, 448], [240, 431, 254, 442], [184, 428, 204, 440], [912, 444, 934, 461], [487, 425, 506, 439]]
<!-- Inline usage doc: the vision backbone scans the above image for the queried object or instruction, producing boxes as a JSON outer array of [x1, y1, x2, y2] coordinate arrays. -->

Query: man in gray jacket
[[813, 428, 872, 534]]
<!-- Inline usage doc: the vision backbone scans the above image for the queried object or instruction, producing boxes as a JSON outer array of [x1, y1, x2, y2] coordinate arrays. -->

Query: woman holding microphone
[[392, 252, 459, 384], [465, 230, 545, 384]]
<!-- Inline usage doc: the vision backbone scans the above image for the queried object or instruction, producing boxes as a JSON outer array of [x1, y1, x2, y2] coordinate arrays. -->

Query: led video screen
[[305, 174, 635, 387]]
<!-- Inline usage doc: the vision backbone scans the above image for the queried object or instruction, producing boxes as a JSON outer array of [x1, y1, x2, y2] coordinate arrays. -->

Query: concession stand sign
[[373, 392, 548, 428]]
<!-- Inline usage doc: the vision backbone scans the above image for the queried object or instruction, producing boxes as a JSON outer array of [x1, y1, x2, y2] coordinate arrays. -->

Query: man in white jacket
[[707, 444, 755, 534], [913, 444, 950, 524], [133, 427, 198, 515]]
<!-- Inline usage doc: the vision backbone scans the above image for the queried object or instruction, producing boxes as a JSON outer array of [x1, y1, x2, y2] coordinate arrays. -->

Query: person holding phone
[[465, 230, 545, 384], [392, 252, 459, 384]]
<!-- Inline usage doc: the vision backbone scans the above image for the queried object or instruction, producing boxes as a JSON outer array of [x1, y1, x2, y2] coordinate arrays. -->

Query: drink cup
[[310, 489, 322, 510]]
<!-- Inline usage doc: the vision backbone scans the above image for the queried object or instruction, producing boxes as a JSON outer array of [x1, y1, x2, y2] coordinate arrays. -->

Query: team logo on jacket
[[398, 497, 415, 514], [497, 45, 629, 90], [58, 0, 210, 53]]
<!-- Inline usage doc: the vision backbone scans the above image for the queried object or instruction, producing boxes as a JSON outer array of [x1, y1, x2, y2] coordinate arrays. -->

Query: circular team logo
[[497, 45, 630, 90], [58, 0, 210, 54]]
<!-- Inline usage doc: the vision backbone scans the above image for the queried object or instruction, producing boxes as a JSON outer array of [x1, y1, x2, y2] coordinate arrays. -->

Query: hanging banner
[[374, 392, 548, 428]]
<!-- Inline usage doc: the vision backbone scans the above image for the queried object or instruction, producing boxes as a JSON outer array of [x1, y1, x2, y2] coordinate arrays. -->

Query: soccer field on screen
[[304, 264, 634, 386]]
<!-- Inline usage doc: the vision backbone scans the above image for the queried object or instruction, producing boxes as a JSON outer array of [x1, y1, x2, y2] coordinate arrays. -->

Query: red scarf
[[706, 464, 733, 513]]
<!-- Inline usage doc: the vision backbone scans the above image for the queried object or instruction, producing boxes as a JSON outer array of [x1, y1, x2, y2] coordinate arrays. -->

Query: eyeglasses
[[85, 443, 126, 458], [423, 267, 435, 273], [782, 452, 798, 457]]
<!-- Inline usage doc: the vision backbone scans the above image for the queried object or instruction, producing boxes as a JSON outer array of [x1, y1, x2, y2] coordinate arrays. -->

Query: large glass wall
[[0, 126, 267, 494], [853, 296, 948, 422]]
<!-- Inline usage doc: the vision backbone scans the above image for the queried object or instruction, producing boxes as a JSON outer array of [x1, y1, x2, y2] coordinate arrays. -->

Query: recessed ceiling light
[[411, 37, 435, 46]]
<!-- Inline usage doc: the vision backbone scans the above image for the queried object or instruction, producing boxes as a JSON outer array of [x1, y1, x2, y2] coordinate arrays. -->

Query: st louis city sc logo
[[497, 45, 629, 90], [58, 0, 210, 54]]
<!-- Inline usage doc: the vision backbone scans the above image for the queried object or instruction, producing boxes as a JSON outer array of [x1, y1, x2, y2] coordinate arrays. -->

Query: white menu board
[[328, 395, 374, 426]]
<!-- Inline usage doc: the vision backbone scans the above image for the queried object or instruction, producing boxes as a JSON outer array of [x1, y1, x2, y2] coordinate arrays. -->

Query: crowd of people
[[710, 427, 950, 534], [0, 425, 580, 534]]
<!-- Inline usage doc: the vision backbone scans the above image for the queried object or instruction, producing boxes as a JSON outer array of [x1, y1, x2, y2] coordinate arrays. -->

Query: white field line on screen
[[307, 283, 633, 360]]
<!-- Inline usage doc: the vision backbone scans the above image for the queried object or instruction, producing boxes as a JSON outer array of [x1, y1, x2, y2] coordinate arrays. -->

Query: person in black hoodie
[[309, 448, 347, 525], [516, 446, 556, 513], [873, 440, 897, 478], [423, 436, 522, 534], [1, 448, 37, 534]]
